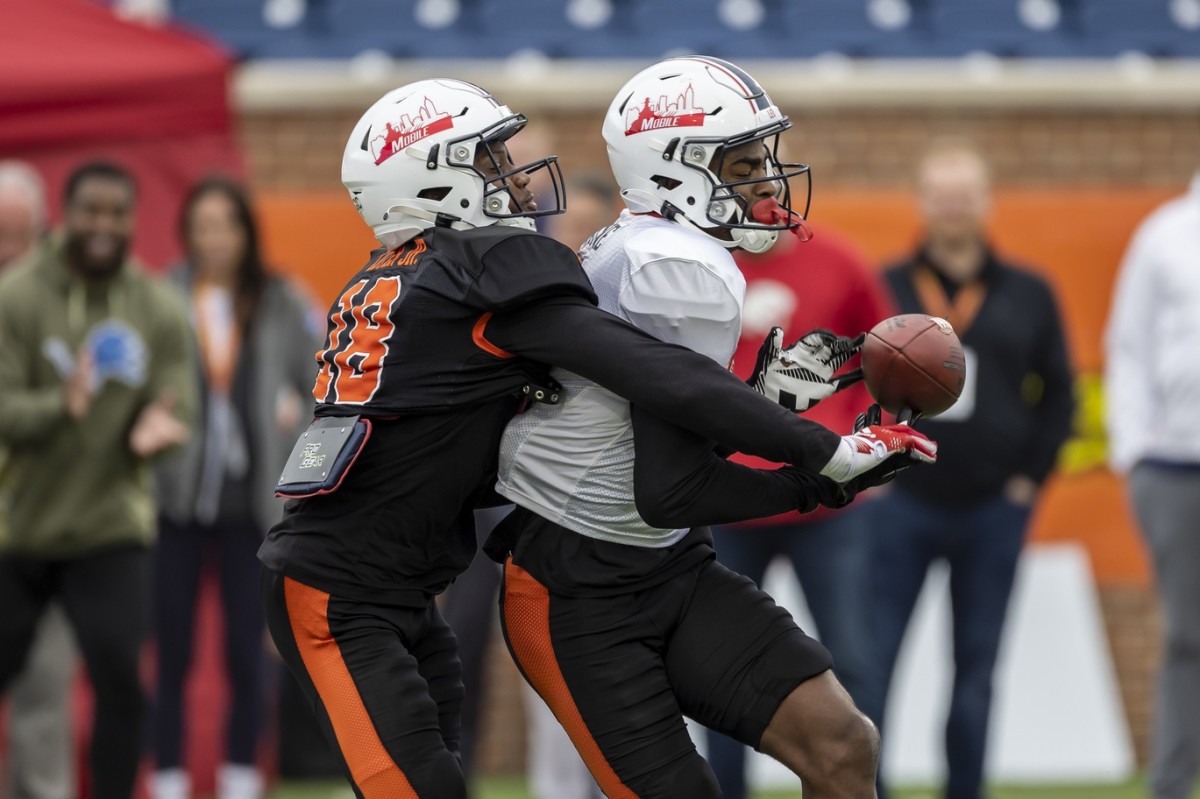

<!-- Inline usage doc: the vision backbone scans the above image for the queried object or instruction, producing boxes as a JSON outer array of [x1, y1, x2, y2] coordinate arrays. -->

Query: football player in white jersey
[[490, 57, 936, 799]]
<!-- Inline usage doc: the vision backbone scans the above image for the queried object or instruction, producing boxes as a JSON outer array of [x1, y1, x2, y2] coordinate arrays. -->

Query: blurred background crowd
[[1, 0, 1199, 798]]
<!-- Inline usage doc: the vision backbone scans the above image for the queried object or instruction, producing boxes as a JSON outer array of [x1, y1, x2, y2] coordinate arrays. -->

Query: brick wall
[[240, 106, 1200, 192], [239, 102, 1184, 774], [1100, 585, 1161, 766]]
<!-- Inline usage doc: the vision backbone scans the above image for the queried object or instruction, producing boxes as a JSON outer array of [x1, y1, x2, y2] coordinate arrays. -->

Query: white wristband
[[819, 436, 889, 483]]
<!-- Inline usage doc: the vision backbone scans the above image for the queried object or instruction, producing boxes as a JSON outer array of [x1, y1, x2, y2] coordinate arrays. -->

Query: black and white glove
[[748, 327, 866, 412]]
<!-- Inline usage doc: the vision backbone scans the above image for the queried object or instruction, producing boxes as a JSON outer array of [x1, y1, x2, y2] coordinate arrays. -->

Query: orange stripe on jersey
[[283, 578, 420, 799], [502, 561, 640, 799], [471, 312, 515, 359]]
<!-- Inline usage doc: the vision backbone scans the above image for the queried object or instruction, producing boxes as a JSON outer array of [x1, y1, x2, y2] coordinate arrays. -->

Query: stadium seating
[[1078, 0, 1200, 57], [928, 0, 1082, 58], [167, 0, 1200, 61]]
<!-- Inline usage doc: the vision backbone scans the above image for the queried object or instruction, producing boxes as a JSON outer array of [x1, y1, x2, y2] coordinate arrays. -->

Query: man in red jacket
[[705, 224, 894, 799]]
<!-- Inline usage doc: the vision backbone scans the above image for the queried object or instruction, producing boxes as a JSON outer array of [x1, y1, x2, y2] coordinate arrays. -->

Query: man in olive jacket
[[0, 161, 196, 799]]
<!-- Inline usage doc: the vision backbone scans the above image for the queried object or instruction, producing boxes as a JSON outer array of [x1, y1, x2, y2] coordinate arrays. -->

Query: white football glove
[[818, 421, 938, 484], [748, 327, 865, 412]]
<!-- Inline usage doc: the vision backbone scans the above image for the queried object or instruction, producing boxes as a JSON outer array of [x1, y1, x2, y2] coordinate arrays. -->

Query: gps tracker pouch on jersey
[[275, 415, 373, 499]]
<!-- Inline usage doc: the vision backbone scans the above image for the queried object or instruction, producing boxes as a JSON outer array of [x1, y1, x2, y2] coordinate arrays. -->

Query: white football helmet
[[342, 79, 565, 248], [602, 56, 810, 254]]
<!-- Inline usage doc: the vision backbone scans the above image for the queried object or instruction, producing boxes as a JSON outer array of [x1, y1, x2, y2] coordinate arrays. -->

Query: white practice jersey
[[497, 211, 745, 547]]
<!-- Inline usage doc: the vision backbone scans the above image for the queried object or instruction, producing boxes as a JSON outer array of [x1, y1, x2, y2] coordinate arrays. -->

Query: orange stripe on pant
[[283, 577, 420, 799], [503, 560, 639, 799]]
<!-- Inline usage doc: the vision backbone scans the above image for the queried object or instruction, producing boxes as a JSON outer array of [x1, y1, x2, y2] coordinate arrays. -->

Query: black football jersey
[[259, 225, 596, 606], [311, 225, 595, 415], [260, 223, 841, 606]]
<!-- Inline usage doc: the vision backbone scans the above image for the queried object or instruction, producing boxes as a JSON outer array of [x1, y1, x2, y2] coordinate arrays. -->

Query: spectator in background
[[1105, 173, 1200, 799], [0, 161, 46, 266], [704, 223, 893, 799], [0, 161, 79, 799], [0, 160, 196, 799], [152, 177, 319, 799], [860, 140, 1074, 799]]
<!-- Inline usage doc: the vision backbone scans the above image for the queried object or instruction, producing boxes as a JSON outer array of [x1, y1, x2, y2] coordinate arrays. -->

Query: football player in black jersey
[[258, 78, 916, 799]]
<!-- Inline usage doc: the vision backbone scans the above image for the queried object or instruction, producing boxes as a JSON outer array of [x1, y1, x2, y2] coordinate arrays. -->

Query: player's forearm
[[488, 298, 841, 471], [630, 405, 841, 528]]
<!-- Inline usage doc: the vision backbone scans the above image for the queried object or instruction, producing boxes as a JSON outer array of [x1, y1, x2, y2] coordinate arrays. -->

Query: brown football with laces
[[861, 314, 966, 417]]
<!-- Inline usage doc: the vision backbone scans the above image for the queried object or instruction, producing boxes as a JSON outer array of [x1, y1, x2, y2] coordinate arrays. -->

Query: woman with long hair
[[152, 177, 320, 799]]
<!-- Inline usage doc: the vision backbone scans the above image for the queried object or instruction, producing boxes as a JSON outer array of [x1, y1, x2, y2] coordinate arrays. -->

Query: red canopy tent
[[0, 4, 249, 795], [0, 0, 242, 268]]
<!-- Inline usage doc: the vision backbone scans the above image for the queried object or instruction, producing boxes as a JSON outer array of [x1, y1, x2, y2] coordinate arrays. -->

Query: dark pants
[[501, 556, 831, 799], [263, 569, 467, 799], [704, 506, 873, 799], [154, 515, 266, 769], [860, 489, 1030, 799], [0, 546, 149, 799], [1130, 462, 1200, 799]]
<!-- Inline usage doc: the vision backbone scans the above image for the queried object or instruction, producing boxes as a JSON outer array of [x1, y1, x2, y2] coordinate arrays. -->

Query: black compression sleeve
[[630, 405, 844, 529], [485, 296, 841, 471]]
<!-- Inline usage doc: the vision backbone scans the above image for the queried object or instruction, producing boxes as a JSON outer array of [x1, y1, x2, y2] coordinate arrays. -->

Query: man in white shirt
[[492, 56, 936, 799], [1105, 173, 1200, 799]]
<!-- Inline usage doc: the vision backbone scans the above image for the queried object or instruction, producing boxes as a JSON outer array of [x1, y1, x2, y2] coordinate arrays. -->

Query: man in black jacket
[[859, 141, 1074, 799]]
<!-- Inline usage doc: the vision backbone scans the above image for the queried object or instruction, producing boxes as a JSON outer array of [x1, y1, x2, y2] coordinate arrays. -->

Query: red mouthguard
[[750, 198, 813, 242]]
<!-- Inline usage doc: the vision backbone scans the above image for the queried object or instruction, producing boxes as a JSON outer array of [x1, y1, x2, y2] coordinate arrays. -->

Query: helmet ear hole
[[417, 187, 451, 201], [651, 175, 682, 191]]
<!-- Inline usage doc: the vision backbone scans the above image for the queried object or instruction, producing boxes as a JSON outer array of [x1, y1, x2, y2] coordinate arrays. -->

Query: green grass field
[[271, 776, 1200, 799]]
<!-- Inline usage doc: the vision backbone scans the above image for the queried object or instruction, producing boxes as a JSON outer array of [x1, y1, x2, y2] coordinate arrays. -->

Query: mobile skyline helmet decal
[[624, 83, 706, 135], [370, 96, 454, 166]]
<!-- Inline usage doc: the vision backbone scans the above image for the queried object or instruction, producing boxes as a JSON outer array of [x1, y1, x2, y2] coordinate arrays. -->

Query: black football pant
[[0, 545, 148, 799], [500, 556, 834, 799], [262, 568, 467, 799]]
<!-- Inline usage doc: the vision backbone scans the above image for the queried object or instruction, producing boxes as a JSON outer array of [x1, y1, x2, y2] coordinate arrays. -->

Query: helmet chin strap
[[622, 187, 738, 250], [620, 188, 661, 215], [734, 227, 779, 254], [383, 202, 536, 239], [676, 214, 739, 250], [623, 188, 790, 254], [377, 204, 473, 248], [496, 217, 537, 231]]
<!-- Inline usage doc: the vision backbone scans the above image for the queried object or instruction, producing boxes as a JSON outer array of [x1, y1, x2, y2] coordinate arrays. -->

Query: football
[[861, 314, 966, 417]]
